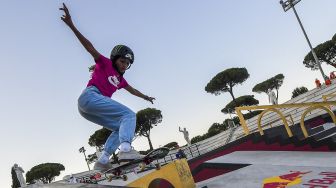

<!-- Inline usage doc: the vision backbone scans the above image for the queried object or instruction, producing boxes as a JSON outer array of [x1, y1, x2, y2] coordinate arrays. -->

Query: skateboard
[[103, 147, 170, 182], [66, 172, 102, 184], [67, 147, 169, 184]]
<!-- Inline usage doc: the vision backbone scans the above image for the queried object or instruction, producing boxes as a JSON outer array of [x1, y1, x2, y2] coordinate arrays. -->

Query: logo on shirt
[[108, 76, 120, 87]]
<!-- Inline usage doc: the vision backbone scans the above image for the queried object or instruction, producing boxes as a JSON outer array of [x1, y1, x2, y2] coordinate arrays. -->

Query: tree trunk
[[146, 136, 154, 151], [229, 88, 237, 105]]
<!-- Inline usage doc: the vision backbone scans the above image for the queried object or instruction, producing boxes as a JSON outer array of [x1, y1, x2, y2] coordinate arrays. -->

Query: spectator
[[315, 78, 321, 88], [330, 71, 336, 80], [175, 146, 187, 159]]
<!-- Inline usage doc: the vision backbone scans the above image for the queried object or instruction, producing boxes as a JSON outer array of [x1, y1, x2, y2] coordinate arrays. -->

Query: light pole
[[79, 146, 91, 171], [280, 0, 328, 81]]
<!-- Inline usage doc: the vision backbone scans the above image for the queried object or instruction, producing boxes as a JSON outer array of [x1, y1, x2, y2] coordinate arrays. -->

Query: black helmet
[[110, 45, 134, 64]]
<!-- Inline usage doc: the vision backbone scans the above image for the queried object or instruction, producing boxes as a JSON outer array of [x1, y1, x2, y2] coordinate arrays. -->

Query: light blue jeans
[[78, 86, 136, 155]]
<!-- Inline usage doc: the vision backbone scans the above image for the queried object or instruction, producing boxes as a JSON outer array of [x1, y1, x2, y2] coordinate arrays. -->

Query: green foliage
[[26, 163, 65, 184], [191, 132, 220, 144], [252, 81, 269, 94], [221, 95, 259, 114], [191, 122, 230, 144], [225, 111, 262, 127], [11, 167, 20, 188], [208, 122, 229, 136], [136, 108, 162, 136], [87, 153, 98, 164], [136, 108, 163, 150], [303, 40, 336, 70], [231, 116, 241, 125], [205, 67, 249, 102], [252, 74, 284, 99], [223, 118, 236, 127], [163, 142, 178, 149], [190, 113, 261, 145], [291, 86, 308, 99], [223, 113, 259, 127], [332, 33, 336, 42], [88, 128, 112, 148], [191, 135, 206, 144], [243, 110, 263, 120]]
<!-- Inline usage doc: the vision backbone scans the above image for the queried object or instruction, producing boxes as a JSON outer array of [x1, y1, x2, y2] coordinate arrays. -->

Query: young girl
[[60, 3, 155, 170]]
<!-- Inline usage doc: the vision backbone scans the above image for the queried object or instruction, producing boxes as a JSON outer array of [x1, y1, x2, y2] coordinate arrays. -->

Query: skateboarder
[[60, 3, 155, 170]]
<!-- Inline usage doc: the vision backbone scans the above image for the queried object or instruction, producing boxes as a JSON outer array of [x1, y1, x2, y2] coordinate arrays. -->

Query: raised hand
[[59, 3, 73, 27], [145, 96, 156, 104]]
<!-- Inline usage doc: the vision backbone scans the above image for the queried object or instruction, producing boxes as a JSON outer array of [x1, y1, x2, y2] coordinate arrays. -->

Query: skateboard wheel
[[155, 163, 161, 170], [122, 175, 128, 181], [108, 175, 113, 182], [139, 163, 146, 171]]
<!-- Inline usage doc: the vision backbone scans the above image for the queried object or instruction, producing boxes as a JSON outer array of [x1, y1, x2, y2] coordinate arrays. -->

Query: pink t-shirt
[[87, 55, 129, 97]]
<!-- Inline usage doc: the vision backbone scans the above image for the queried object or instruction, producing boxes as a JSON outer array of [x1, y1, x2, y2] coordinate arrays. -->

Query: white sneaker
[[93, 161, 112, 171], [117, 149, 145, 162]]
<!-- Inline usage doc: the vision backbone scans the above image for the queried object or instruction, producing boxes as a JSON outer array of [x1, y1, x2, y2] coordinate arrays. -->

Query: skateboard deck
[[103, 147, 170, 182], [68, 147, 170, 183]]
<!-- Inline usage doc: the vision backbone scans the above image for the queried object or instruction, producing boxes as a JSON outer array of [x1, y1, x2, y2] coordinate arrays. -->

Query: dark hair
[[88, 55, 124, 76], [111, 55, 125, 76]]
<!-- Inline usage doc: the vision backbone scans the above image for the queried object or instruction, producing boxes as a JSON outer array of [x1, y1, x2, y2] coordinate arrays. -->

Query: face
[[115, 57, 131, 73]]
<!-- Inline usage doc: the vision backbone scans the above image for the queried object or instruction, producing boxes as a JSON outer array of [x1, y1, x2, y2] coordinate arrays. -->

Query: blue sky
[[1, 0, 336, 187]]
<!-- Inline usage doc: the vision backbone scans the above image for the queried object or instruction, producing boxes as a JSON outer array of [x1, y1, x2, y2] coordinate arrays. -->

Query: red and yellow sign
[[262, 171, 311, 188]]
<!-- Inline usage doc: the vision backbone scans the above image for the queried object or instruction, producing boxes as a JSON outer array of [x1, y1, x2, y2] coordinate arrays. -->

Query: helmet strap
[[111, 56, 125, 76], [126, 64, 132, 70]]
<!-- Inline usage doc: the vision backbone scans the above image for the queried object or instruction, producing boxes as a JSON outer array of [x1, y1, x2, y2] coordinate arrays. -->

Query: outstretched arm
[[125, 85, 155, 104], [60, 3, 100, 60]]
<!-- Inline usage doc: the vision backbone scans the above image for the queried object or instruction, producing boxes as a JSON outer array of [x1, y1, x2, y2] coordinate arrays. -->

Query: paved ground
[[206, 151, 336, 167], [196, 151, 336, 188], [25, 182, 132, 188]]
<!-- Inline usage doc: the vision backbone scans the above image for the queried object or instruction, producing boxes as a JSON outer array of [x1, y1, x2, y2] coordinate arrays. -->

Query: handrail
[[257, 108, 293, 137], [259, 114, 294, 129], [322, 94, 336, 102], [235, 101, 336, 138], [300, 105, 336, 138], [159, 90, 336, 164], [244, 85, 336, 128], [322, 94, 336, 109]]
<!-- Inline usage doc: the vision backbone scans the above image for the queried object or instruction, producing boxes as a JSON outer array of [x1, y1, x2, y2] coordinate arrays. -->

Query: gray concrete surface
[[206, 151, 336, 167], [197, 151, 336, 188], [197, 164, 336, 188], [25, 182, 132, 188]]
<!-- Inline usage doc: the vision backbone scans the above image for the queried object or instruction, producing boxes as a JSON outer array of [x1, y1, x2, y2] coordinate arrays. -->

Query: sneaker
[[93, 161, 112, 171], [117, 149, 145, 162]]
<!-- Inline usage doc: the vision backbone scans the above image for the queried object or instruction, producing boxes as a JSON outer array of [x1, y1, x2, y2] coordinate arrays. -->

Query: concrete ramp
[[196, 151, 336, 188], [128, 159, 195, 188], [197, 164, 336, 188], [26, 182, 131, 188], [33, 159, 195, 188], [206, 151, 336, 167]]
